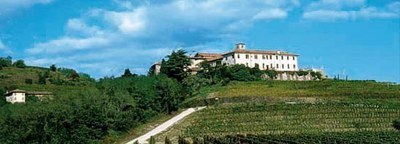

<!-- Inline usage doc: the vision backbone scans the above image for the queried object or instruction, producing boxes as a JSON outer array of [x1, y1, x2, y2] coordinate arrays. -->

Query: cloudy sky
[[0, 0, 399, 82]]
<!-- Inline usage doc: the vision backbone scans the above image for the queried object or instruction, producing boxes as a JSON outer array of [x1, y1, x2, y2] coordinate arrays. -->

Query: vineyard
[[183, 103, 400, 137], [155, 81, 400, 143], [191, 131, 400, 143], [212, 81, 400, 99]]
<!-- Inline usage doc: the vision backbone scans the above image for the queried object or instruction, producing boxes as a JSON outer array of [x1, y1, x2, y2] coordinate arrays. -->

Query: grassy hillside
[[156, 80, 400, 143], [0, 66, 95, 94]]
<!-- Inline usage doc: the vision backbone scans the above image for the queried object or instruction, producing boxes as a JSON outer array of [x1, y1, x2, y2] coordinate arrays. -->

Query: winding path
[[126, 106, 206, 144]]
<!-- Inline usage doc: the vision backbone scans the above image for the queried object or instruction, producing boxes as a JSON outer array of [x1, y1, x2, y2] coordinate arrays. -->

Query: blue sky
[[0, 0, 399, 82]]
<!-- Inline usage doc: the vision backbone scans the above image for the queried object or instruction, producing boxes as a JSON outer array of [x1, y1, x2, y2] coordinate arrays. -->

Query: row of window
[[233, 54, 296, 60], [245, 63, 297, 70]]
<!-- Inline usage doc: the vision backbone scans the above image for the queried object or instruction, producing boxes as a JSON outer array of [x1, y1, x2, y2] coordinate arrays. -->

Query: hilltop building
[[150, 43, 320, 80], [4, 89, 52, 104]]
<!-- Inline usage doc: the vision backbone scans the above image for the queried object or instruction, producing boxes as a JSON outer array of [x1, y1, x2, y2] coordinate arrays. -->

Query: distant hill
[[0, 65, 95, 94]]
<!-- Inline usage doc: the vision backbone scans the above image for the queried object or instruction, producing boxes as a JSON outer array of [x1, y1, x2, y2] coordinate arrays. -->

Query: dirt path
[[126, 106, 206, 144]]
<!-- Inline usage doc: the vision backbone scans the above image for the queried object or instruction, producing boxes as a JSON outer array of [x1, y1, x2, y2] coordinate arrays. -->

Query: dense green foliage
[[13, 60, 26, 68], [197, 63, 322, 84], [0, 75, 185, 143], [122, 68, 135, 77], [0, 56, 12, 67], [50, 64, 57, 72], [160, 50, 191, 82], [393, 120, 400, 131]]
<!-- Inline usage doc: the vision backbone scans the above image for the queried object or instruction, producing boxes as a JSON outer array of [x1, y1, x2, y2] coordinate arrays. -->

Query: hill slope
[[0, 66, 95, 95], [155, 81, 400, 143]]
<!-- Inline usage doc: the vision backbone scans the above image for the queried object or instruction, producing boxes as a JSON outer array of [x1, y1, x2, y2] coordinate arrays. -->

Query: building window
[[293, 64, 296, 69], [281, 56, 284, 60], [246, 63, 249, 67], [293, 57, 296, 60], [246, 55, 249, 59], [276, 64, 279, 68], [270, 64, 273, 69], [266, 65, 269, 70], [262, 63, 265, 69], [225, 57, 228, 60], [270, 55, 272, 59], [287, 64, 290, 69], [287, 56, 289, 60], [276, 56, 278, 60], [255, 55, 258, 59], [237, 54, 240, 59], [282, 64, 284, 69], [262, 55, 265, 59], [265, 55, 267, 60], [232, 55, 234, 59]]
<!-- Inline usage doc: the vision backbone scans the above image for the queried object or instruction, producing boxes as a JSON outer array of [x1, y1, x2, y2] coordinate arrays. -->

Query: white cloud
[[27, 37, 110, 54], [66, 18, 105, 36], [0, 0, 53, 17], [303, 10, 350, 20], [104, 7, 147, 34], [253, 8, 288, 20], [25, 0, 299, 77], [303, 1, 400, 21]]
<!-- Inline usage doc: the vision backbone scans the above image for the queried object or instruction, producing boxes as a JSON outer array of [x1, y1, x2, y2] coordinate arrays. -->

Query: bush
[[50, 64, 57, 72], [0, 56, 12, 67], [149, 136, 156, 144], [13, 60, 26, 68], [25, 78, 33, 84], [165, 136, 172, 144], [393, 120, 400, 131]]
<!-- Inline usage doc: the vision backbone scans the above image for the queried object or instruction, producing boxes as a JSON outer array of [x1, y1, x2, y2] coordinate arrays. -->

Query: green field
[[157, 80, 400, 143]]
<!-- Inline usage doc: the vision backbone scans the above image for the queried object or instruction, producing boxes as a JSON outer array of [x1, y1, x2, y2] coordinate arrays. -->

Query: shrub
[[13, 60, 26, 68], [165, 136, 172, 144], [393, 120, 400, 131], [25, 78, 33, 84], [50, 64, 57, 72], [149, 136, 156, 144]]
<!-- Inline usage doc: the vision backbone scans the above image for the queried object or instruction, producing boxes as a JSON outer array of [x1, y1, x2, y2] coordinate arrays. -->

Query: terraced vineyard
[[195, 131, 400, 143], [156, 81, 400, 143], [183, 103, 400, 138]]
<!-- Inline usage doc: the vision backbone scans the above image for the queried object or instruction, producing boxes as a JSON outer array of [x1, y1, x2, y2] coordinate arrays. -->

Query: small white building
[[4, 89, 52, 104], [4, 89, 26, 104]]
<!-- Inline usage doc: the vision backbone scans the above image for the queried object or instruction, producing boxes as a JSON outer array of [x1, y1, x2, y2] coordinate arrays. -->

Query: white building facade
[[4, 89, 26, 104], [220, 43, 299, 71], [150, 43, 302, 76]]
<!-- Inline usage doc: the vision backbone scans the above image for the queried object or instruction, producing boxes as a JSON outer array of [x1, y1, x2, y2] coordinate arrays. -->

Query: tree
[[122, 68, 133, 77], [70, 70, 80, 80], [160, 50, 191, 82], [0, 56, 12, 67], [13, 60, 26, 68], [165, 136, 172, 144], [229, 64, 253, 81], [393, 120, 400, 131], [25, 79, 33, 84], [149, 136, 156, 144], [155, 75, 181, 114], [38, 72, 47, 85], [178, 136, 190, 144], [50, 64, 57, 72]]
